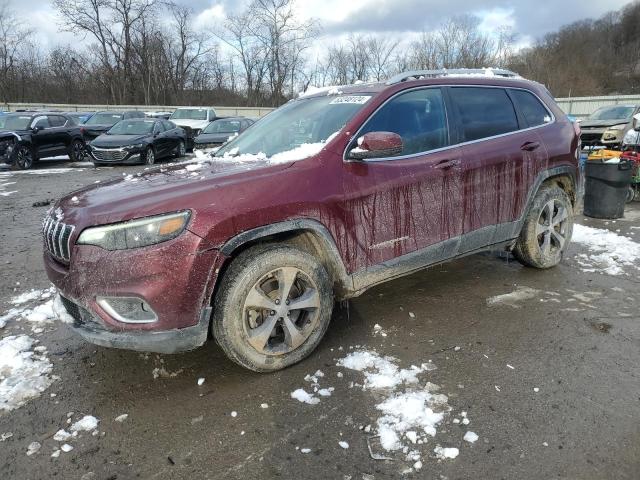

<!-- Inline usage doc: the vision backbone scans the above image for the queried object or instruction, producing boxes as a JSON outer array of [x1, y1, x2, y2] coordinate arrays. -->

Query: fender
[[220, 218, 354, 295]]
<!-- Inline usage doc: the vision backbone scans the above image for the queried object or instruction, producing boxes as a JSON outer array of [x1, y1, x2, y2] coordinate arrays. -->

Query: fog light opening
[[96, 296, 158, 324]]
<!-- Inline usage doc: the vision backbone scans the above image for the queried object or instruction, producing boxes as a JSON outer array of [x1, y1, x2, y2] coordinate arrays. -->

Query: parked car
[[44, 69, 581, 372], [579, 104, 640, 148], [145, 111, 173, 120], [81, 110, 147, 141], [88, 118, 187, 166], [169, 107, 217, 148], [193, 117, 254, 150], [64, 112, 95, 125], [0, 112, 85, 169]]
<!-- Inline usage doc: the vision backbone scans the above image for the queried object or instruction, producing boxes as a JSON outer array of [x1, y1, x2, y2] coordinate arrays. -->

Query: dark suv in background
[[80, 110, 147, 142], [0, 112, 85, 169], [45, 69, 581, 372]]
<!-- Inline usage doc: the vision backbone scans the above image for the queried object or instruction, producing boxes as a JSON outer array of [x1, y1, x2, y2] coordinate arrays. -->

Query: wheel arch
[[219, 219, 353, 299]]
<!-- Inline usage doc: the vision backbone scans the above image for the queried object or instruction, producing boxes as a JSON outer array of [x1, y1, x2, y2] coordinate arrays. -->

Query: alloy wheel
[[179, 141, 185, 157], [242, 266, 321, 356], [14, 146, 33, 169], [71, 141, 85, 161], [536, 199, 568, 255], [145, 147, 155, 165]]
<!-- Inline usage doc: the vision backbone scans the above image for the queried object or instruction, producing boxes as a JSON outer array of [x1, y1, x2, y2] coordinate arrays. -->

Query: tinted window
[[162, 120, 175, 130], [510, 89, 552, 128], [359, 88, 448, 156], [32, 117, 50, 129], [449, 87, 519, 142], [48, 115, 66, 127]]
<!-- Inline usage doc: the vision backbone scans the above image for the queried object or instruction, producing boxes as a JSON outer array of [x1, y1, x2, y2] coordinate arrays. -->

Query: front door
[[341, 87, 464, 274]]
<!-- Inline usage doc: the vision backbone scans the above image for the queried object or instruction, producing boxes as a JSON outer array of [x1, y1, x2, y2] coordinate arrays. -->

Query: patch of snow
[[26, 441, 41, 456], [0, 335, 54, 412], [53, 429, 71, 441], [300, 448, 311, 454], [70, 415, 99, 433], [1, 432, 13, 441], [572, 224, 640, 275], [260, 403, 269, 409], [115, 414, 128, 423], [486, 286, 540, 308], [463, 431, 479, 443], [434, 445, 459, 459], [197, 377, 205, 386], [60, 443, 73, 452], [230, 411, 238, 417], [338, 441, 349, 449], [290, 388, 320, 405], [337, 350, 430, 390]]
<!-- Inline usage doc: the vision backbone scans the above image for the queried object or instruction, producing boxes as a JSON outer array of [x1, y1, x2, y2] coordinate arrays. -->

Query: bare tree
[[0, 0, 33, 104]]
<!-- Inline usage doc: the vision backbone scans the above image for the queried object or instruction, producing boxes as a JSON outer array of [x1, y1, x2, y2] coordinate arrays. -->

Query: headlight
[[608, 124, 627, 131], [125, 143, 145, 150], [77, 211, 190, 250]]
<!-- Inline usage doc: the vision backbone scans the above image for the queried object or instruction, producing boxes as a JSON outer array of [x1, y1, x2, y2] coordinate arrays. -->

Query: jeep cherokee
[[44, 69, 582, 372]]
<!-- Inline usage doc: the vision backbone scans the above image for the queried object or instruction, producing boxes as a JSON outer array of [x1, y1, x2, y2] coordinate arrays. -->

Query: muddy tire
[[212, 244, 333, 372], [513, 185, 574, 269]]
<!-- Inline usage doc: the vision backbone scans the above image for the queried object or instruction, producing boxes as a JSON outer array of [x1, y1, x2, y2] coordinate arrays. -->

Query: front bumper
[[55, 293, 211, 353], [44, 230, 225, 353]]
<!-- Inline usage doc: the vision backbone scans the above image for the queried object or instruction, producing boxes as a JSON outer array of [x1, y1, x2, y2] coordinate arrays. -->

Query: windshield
[[588, 106, 635, 121], [85, 112, 123, 125], [107, 120, 155, 135], [203, 119, 242, 134], [215, 94, 371, 158], [0, 115, 32, 130], [170, 109, 208, 120]]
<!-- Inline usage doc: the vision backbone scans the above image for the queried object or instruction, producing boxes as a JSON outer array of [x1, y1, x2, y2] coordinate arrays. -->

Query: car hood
[[170, 119, 209, 130], [91, 134, 148, 148], [54, 158, 294, 234], [194, 133, 232, 144], [579, 119, 629, 128], [82, 124, 113, 133]]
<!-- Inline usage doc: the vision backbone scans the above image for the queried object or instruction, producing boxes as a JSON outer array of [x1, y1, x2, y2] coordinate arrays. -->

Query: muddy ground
[[0, 158, 639, 480]]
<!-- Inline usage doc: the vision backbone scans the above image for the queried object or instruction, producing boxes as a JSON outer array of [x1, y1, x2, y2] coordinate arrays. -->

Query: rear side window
[[48, 115, 66, 127], [510, 89, 552, 127], [449, 87, 519, 142], [360, 88, 449, 157], [32, 117, 50, 129]]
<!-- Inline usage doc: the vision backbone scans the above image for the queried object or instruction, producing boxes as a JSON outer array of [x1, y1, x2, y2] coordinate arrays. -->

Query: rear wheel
[[513, 185, 574, 269], [68, 139, 86, 162], [144, 146, 155, 165], [213, 245, 333, 372], [626, 185, 636, 203], [11, 145, 34, 170]]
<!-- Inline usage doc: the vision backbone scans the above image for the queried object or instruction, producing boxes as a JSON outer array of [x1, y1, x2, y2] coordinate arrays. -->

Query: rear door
[[342, 87, 464, 273], [162, 120, 180, 151], [30, 116, 55, 156], [48, 115, 72, 154], [447, 86, 549, 252]]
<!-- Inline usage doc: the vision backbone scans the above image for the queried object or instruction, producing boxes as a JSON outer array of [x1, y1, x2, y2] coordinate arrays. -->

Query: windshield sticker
[[330, 96, 370, 105]]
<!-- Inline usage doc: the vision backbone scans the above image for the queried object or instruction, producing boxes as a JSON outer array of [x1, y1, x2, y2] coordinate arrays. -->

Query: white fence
[[4, 95, 639, 119], [555, 95, 640, 119], [2, 103, 275, 118]]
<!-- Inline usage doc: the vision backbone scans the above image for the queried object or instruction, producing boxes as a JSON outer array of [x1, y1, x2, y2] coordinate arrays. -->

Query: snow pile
[[290, 388, 319, 405], [291, 369, 334, 404], [572, 224, 640, 275], [0, 335, 54, 412], [1, 288, 56, 328], [70, 415, 99, 433], [298, 85, 344, 98], [434, 445, 459, 459]]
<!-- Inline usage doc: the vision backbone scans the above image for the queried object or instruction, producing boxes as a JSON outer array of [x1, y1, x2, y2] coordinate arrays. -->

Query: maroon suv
[[44, 69, 582, 372]]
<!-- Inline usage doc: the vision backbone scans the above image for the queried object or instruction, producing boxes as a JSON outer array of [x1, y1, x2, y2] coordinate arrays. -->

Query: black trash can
[[584, 159, 633, 219]]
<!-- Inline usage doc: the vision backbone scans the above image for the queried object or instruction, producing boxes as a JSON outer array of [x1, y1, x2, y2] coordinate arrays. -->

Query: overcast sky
[[9, 0, 635, 51]]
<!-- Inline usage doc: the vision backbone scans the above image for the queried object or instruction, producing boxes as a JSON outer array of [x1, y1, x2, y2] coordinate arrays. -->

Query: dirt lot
[[0, 158, 639, 480]]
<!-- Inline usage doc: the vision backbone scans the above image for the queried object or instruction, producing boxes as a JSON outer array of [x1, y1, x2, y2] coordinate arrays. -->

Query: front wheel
[[212, 245, 333, 372], [513, 185, 574, 269], [11, 145, 34, 170], [143, 146, 155, 165], [174, 140, 186, 158]]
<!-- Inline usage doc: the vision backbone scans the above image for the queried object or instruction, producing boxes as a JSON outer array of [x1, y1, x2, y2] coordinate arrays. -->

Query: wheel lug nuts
[[285, 300, 290, 305], [275, 299, 280, 305], [270, 310, 276, 316]]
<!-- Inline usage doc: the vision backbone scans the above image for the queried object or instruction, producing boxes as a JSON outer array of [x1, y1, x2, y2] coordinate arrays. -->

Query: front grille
[[42, 216, 75, 262], [60, 295, 104, 330], [91, 148, 128, 162]]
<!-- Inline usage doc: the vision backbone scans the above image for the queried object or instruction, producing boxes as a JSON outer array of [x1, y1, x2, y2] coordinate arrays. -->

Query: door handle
[[521, 141, 540, 151], [434, 158, 461, 169]]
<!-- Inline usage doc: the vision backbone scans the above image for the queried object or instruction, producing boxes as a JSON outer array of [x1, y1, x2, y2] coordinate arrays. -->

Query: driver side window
[[359, 88, 449, 157], [32, 117, 50, 129]]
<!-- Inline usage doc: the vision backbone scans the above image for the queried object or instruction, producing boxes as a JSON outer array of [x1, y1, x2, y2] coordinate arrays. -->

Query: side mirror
[[348, 131, 403, 160], [32, 125, 43, 133], [633, 113, 640, 131]]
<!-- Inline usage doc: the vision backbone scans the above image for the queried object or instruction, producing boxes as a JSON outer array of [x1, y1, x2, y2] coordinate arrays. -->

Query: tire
[[626, 185, 635, 203], [68, 139, 86, 162], [174, 140, 186, 158], [144, 146, 155, 165], [11, 145, 34, 170], [212, 244, 333, 372], [513, 185, 574, 269]]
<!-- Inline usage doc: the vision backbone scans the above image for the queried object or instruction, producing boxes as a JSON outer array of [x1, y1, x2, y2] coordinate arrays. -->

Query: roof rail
[[386, 68, 521, 85]]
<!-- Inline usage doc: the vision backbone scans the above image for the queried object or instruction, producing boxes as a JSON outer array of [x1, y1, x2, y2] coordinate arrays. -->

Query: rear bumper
[[55, 293, 211, 353]]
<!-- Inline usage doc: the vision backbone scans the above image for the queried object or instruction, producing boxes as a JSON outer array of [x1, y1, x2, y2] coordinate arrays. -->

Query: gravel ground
[[0, 157, 639, 480]]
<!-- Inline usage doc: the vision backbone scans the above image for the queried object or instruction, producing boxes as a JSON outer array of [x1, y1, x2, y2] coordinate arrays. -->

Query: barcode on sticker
[[330, 96, 370, 105]]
